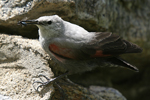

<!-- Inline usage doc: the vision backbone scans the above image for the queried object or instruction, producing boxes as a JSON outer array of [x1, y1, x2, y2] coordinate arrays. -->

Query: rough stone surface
[[0, 34, 126, 100], [89, 86, 126, 100], [0, 94, 12, 100], [0, 34, 54, 100]]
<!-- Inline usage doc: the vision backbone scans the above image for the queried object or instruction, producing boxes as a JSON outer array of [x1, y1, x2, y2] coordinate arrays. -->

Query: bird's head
[[19, 15, 64, 38]]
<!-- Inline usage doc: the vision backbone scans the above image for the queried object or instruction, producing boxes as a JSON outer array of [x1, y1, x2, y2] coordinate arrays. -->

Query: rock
[[89, 86, 126, 100], [0, 94, 12, 100], [0, 34, 53, 100], [0, 34, 126, 100]]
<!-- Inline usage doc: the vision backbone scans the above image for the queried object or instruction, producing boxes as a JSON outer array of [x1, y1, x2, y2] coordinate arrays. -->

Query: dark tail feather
[[107, 57, 139, 72], [123, 40, 142, 53]]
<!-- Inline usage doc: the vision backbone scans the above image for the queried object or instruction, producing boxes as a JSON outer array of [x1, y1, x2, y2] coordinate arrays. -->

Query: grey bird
[[19, 15, 142, 90]]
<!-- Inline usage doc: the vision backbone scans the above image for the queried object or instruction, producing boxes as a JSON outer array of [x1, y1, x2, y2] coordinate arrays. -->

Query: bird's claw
[[32, 72, 68, 91], [38, 74, 51, 81], [33, 81, 51, 91], [32, 74, 54, 91]]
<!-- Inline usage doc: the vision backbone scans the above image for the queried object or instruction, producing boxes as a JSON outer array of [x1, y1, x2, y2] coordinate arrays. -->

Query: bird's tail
[[123, 40, 142, 53], [107, 57, 139, 72]]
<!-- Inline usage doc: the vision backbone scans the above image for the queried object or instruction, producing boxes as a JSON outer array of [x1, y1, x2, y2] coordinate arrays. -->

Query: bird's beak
[[18, 20, 39, 25]]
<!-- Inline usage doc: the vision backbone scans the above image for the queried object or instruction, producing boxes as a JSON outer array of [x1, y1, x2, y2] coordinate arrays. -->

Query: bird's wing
[[82, 32, 142, 57], [49, 32, 141, 71], [49, 32, 142, 60]]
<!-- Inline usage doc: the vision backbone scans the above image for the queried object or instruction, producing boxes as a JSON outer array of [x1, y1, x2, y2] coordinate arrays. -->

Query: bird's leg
[[33, 72, 69, 91], [54, 82, 66, 100]]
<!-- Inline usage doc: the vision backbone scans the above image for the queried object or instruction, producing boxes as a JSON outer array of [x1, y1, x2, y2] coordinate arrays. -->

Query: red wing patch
[[49, 44, 111, 61], [49, 44, 76, 59], [91, 50, 111, 57]]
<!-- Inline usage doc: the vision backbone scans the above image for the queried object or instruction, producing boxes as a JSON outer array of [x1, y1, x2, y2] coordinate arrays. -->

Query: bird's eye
[[47, 21, 52, 24]]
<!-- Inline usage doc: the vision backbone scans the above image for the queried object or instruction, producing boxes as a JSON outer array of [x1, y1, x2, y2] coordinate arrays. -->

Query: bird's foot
[[33, 72, 68, 91], [32, 74, 55, 91]]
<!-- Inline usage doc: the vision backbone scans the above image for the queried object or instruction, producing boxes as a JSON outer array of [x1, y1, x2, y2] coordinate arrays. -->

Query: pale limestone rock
[[0, 34, 54, 100]]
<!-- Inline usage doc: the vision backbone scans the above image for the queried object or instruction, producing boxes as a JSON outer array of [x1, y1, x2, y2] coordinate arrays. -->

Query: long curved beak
[[18, 20, 38, 25]]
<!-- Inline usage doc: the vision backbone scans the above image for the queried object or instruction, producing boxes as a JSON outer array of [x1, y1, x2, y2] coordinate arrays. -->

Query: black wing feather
[[81, 32, 142, 71], [84, 32, 142, 55]]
